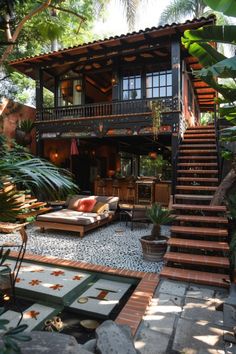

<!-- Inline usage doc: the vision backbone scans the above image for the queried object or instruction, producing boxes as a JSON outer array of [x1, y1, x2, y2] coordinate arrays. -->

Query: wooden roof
[[9, 15, 216, 112]]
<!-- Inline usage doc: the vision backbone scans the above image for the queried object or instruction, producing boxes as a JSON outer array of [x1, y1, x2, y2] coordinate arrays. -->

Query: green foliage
[[0, 310, 31, 354], [0, 247, 31, 353], [139, 155, 169, 177], [0, 133, 78, 205], [159, 0, 207, 25], [146, 203, 175, 226], [18, 119, 34, 134], [0, 188, 23, 222], [203, 0, 236, 17], [182, 0, 236, 165]]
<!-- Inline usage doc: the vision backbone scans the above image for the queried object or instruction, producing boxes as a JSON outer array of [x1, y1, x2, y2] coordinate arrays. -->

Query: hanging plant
[[151, 101, 162, 139]]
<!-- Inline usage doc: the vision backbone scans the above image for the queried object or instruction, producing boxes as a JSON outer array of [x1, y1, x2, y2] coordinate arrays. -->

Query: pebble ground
[[1, 221, 170, 273]]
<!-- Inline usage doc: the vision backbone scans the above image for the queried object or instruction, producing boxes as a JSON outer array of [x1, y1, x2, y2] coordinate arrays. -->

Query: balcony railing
[[37, 97, 178, 122]]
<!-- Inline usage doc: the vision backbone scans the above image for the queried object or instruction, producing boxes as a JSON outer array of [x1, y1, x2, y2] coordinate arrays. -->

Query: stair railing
[[214, 105, 223, 181]]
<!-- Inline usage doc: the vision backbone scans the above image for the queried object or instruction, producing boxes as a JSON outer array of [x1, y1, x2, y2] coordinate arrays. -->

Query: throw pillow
[[77, 198, 97, 212], [67, 196, 81, 210], [92, 202, 109, 214]]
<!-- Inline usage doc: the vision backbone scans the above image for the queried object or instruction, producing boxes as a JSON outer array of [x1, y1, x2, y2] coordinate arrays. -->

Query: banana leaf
[[219, 106, 236, 116], [203, 0, 236, 17], [183, 26, 236, 45], [199, 56, 236, 79], [194, 75, 236, 102], [182, 36, 226, 67]]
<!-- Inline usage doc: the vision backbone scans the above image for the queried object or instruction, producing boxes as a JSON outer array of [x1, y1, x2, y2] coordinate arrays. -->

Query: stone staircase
[[160, 125, 230, 288]]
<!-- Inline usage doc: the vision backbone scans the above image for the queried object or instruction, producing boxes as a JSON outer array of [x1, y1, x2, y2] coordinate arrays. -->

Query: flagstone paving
[[134, 279, 234, 354]]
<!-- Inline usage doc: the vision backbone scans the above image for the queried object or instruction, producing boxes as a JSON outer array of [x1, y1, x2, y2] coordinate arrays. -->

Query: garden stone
[[0, 331, 81, 354], [157, 280, 187, 297], [96, 320, 137, 354], [82, 339, 96, 352]]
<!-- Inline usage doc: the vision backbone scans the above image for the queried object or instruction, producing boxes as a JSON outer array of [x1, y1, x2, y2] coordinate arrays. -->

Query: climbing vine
[[151, 101, 162, 139]]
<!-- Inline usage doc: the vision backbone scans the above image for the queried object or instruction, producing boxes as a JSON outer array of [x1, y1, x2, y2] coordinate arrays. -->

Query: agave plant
[[146, 203, 175, 240], [17, 119, 34, 134]]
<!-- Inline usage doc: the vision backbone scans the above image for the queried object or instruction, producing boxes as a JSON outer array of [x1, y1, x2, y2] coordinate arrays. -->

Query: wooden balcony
[[37, 97, 178, 122]]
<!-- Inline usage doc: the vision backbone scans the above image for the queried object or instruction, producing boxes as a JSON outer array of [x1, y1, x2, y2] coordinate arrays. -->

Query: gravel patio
[[1, 221, 170, 273]]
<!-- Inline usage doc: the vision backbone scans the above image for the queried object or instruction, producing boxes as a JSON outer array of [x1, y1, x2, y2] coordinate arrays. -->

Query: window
[[122, 75, 141, 100], [146, 71, 172, 98]]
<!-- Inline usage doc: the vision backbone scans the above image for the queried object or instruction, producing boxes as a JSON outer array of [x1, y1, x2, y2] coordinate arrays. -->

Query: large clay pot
[[140, 235, 167, 262], [15, 128, 32, 146]]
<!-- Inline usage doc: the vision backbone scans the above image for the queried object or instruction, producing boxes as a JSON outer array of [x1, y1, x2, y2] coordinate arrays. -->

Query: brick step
[[180, 144, 216, 149], [164, 252, 229, 268], [168, 238, 229, 252], [171, 225, 228, 237], [172, 204, 226, 212], [186, 125, 214, 130], [175, 194, 213, 201], [184, 134, 216, 139], [177, 163, 218, 167], [160, 266, 230, 288], [179, 149, 217, 154], [176, 185, 218, 192], [177, 177, 219, 182], [177, 170, 218, 174], [185, 130, 215, 134], [175, 214, 228, 224], [178, 156, 217, 160], [183, 139, 216, 144]]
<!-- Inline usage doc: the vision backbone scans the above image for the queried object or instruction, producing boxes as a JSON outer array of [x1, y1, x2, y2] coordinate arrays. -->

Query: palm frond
[[159, 0, 203, 25], [0, 158, 78, 200], [0, 189, 23, 222], [122, 0, 140, 31]]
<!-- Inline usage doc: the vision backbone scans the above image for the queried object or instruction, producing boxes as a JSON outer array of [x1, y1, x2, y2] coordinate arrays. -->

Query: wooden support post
[[35, 66, 44, 157], [171, 38, 181, 196]]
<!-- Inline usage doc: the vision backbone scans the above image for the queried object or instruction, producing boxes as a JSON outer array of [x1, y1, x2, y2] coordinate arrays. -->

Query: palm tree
[[0, 134, 78, 221], [159, 0, 207, 25], [121, 0, 141, 31], [159, 0, 230, 25]]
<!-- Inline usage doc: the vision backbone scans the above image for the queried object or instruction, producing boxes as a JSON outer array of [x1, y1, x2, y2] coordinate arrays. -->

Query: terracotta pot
[[15, 129, 32, 146], [140, 235, 167, 262]]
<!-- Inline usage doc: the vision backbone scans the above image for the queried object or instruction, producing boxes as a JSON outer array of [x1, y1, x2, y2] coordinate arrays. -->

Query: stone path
[[134, 279, 235, 354]]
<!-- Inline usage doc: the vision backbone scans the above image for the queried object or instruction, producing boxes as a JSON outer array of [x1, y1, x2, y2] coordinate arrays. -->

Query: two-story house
[[9, 15, 216, 203]]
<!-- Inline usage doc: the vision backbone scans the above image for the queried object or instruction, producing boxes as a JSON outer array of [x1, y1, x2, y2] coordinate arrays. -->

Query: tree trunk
[[210, 168, 236, 205], [151, 224, 161, 239]]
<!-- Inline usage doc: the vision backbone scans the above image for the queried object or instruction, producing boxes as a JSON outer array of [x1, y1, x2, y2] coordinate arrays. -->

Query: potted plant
[[15, 119, 34, 146], [140, 203, 175, 262]]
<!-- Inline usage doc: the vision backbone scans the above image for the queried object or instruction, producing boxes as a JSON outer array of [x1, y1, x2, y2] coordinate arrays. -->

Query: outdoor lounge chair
[[126, 205, 150, 230]]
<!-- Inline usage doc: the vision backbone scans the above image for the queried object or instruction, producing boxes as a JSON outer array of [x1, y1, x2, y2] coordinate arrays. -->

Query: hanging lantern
[[148, 151, 157, 159]]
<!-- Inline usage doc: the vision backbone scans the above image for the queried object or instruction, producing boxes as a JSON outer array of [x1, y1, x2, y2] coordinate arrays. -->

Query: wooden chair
[[97, 179, 106, 196], [126, 179, 136, 203], [126, 205, 150, 230], [112, 179, 120, 198]]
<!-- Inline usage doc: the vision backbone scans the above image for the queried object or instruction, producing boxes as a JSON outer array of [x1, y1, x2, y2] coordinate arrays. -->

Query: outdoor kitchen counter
[[94, 178, 171, 206]]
